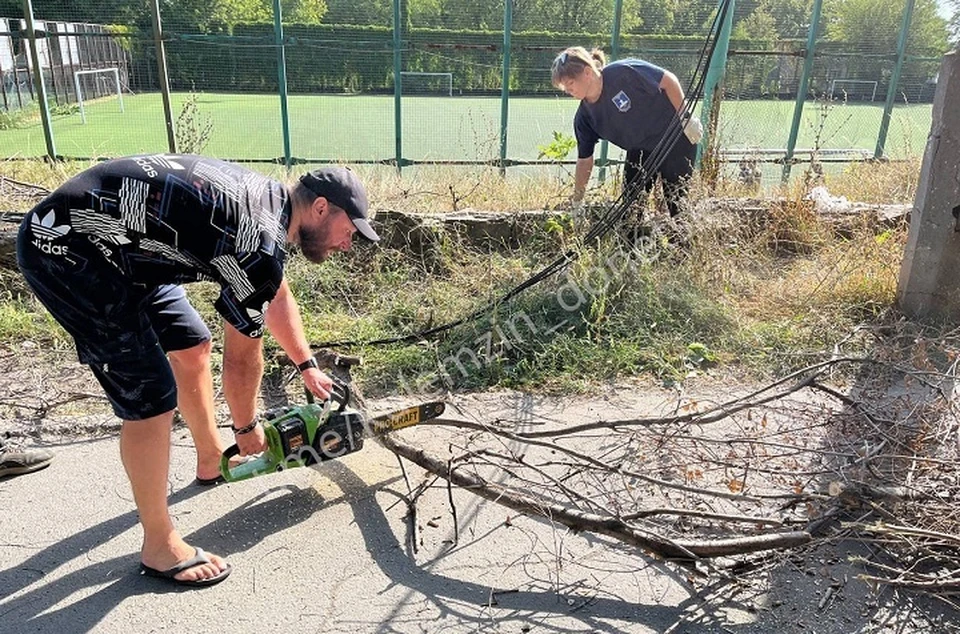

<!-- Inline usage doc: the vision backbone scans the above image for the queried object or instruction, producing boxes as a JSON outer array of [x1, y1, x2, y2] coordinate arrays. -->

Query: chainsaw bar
[[367, 401, 446, 436]]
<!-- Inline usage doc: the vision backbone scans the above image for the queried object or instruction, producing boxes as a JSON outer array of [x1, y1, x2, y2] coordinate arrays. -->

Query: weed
[[763, 195, 828, 256], [0, 156, 919, 395], [0, 100, 80, 131], [826, 157, 920, 204], [49, 102, 79, 117], [537, 131, 576, 162], [698, 90, 724, 194], [0, 106, 36, 130], [175, 91, 214, 155]]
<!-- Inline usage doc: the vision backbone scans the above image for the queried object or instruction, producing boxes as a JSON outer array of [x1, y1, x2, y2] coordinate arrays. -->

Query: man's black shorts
[[17, 220, 211, 421]]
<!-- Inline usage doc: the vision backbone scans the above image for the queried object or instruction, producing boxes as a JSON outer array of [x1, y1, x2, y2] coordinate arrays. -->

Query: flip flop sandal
[[139, 547, 232, 587], [195, 455, 249, 485], [193, 474, 226, 486]]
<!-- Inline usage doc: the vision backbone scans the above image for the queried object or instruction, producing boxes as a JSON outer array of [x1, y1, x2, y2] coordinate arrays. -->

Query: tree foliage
[[0, 0, 326, 31], [0, 0, 950, 54], [758, 0, 814, 38], [948, 0, 960, 45], [733, 6, 778, 40], [824, 0, 947, 54]]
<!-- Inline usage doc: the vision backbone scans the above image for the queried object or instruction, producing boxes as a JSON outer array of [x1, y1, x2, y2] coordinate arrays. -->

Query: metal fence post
[[597, 0, 623, 185], [499, 0, 513, 177], [22, 0, 56, 160], [150, 0, 176, 153], [782, 0, 823, 183], [272, 0, 292, 170], [698, 0, 736, 166], [393, 0, 403, 173], [875, 0, 916, 160]]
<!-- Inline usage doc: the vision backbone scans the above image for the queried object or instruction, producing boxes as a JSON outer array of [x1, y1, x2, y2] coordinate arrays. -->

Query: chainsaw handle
[[329, 378, 350, 412], [219, 444, 241, 482], [304, 376, 350, 412]]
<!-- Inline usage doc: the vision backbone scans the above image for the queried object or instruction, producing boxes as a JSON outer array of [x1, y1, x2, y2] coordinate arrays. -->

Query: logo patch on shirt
[[612, 90, 631, 112], [31, 210, 70, 241], [30, 210, 71, 256], [152, 155, 186, 171]]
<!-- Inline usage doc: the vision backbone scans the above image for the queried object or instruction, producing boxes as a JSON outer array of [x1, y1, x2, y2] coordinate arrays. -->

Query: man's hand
[[234, 423, 267, 456], [683, 116, 704, 144], [302, 367, 334, 401]]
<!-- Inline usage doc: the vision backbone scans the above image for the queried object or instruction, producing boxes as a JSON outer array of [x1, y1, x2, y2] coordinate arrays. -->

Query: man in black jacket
[[17, 154, 378, 587]]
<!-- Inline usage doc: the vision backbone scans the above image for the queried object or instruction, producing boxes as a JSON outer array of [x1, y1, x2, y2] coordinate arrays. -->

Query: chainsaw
[[220, 380, 445, 483]]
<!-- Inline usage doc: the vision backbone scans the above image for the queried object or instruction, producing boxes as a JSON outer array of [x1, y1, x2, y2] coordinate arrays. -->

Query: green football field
[[0, 91, 933, 164]]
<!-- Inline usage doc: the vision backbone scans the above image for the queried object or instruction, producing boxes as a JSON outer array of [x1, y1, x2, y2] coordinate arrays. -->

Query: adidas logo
[[31, 210, 71, 241], [153, 155, 185, 170], [245, 300, 270, 325]]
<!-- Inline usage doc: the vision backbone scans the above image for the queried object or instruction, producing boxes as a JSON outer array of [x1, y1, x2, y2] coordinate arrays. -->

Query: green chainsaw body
[[220, 393, 445, 483]]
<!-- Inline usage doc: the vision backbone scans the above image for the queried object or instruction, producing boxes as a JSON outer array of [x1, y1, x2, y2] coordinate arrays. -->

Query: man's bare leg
[[120, 412, 228, 581], [168, 340, 224, 481]]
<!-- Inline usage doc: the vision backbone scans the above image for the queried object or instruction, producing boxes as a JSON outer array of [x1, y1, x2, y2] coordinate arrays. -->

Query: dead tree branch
[[378, 432, 813, 561]]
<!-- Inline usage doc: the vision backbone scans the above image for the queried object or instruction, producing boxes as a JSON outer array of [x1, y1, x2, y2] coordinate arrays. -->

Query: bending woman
[[552, 46, 702, 217]]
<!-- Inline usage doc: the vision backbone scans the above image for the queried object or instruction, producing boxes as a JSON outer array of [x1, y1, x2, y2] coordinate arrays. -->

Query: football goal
[[828, 79, 879, 102], [73, 67, 124, 124], [400, 71, 454, 97]]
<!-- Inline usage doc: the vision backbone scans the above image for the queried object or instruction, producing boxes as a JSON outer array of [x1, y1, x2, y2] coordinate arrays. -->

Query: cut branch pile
[[321, 337, 960, 593]]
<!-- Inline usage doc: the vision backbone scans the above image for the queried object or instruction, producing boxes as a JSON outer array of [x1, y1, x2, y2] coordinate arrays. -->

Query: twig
[[817, 586, 835, 610], [379, 432, 813, 561], [418, 418, 790, 503], [621, 507, 784, 526], [485, 370, 823, 438], [446, 460, 459, 546], [395, 454, 418, 554], [0, 175, 50, 194], [852, 522, 960, 546], [859, 574, 960, 591]]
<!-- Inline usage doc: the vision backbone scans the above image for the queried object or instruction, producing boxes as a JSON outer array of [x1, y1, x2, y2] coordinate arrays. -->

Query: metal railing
[[2, 0, 949, 182]]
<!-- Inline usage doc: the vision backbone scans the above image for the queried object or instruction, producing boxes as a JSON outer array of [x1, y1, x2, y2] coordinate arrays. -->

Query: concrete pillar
[[897, 52, 960, 321]]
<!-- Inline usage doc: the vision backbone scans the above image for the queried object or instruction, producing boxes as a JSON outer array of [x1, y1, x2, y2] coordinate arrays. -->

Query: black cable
[[310, 0, 735, 351], [1, 4, 733, 352]]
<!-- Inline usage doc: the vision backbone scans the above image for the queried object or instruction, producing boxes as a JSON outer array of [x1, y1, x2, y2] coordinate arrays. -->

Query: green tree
[[525, 0, 641, 33], [670, 0, 722, 36], [408, 0, 444, 26], [323, 0, 391, 26], [210, 0, 270, 31], [948, 0, 960, 45], [825, 0, 948, 55], [760, 0, 813, 38], [733, 6, 778, 40], [630, 0, 678, 34], [286, 0, 328, 23]]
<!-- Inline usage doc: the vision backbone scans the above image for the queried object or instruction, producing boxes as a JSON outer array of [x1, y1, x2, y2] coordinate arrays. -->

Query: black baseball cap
[[299, 167, 380, 242]]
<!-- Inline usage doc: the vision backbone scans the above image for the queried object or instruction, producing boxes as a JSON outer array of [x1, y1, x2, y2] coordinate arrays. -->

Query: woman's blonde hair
[[551, 47, 606, 88]]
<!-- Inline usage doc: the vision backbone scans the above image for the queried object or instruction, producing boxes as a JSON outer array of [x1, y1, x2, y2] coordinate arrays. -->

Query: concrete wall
[[897, 52, 960, 322]]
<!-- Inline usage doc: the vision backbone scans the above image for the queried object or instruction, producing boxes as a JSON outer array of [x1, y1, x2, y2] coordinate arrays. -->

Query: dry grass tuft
[[825, 156, 922, 204], [0, 155, 926, 388]]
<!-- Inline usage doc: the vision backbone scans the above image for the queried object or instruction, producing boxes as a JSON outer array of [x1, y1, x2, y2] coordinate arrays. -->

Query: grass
[[0, 200, 911, 394], [0, 106, 924, 396], [0, 91, 934, 163], [269, 201, 909, 393]]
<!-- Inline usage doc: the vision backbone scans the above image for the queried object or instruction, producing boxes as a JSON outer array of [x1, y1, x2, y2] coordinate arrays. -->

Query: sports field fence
[[0, 0, 951, 185]]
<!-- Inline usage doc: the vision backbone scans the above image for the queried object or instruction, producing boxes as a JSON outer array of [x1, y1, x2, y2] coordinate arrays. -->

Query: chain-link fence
[[0, 0, 950, 181]]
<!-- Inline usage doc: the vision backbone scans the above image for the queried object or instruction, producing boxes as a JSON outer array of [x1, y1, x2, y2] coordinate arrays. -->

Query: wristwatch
[[297, 357, 319, 373]]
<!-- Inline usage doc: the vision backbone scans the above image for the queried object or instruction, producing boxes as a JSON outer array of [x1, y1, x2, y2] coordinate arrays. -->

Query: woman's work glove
[[683, 116, 704, 144]]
